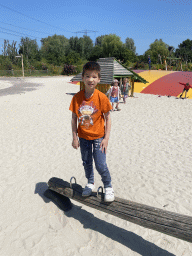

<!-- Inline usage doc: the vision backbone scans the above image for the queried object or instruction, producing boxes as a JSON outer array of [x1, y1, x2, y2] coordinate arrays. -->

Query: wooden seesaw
[[44, 177, 192, 243]]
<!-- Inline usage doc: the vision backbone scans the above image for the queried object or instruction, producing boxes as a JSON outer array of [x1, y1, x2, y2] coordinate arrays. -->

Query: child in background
[[121, 77, 131, 103], [179, 82, 192, 98], [69, 61, 115, 202], [108, 79, 121, 111]]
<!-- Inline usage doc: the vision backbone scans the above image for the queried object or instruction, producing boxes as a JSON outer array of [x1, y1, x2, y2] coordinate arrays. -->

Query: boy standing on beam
[[69, 61, 115, 202]]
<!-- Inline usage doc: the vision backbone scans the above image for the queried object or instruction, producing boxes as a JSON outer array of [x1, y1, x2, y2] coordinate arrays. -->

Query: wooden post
[[130, 78, 134, 97], [48, 177, 192, 243], [120, 77, 122, 87], [21, 54, 24, 77], [165, 59, 167, 71]]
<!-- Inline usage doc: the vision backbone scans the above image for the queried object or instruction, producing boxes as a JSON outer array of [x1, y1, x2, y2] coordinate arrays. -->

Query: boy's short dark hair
[[82, 61, 101, 78]]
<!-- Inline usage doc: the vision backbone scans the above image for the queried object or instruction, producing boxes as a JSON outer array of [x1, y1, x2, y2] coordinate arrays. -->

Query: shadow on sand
[[35, 182, 175, 256], [66, 92, 76, 96], [0, 78, 43, 97]]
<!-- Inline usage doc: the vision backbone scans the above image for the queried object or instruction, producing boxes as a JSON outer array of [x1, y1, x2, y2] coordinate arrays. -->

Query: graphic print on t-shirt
[[111, 86, 118, 97], [78, 101, 98, 129]]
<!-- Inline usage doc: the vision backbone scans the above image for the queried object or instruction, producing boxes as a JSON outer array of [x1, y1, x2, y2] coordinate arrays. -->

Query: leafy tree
[[82, 35, 93, 59], [95, 35, 105, 47], [76, 35, 93, 59], [65, 51, 81, 64], [68, 36, 79, 52], [168, 46, 175, 56], [2, 40, 18, 62], [120, 47, 137, 64], [67, 35, 93, 60], [144, 39, 169, 63], [19, 37, 40, 61], [89, 45, 104, 61], [102, 34, 123, 57], [2, 40, 9, 56], [175, 39, 192, 62], [125, 37, 136, 54], [7, 41, 18, 62], [40, 34, 69, 65]]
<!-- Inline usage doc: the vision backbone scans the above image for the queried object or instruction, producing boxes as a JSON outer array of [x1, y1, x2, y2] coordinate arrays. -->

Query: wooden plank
[[48, 177, 192, 243]]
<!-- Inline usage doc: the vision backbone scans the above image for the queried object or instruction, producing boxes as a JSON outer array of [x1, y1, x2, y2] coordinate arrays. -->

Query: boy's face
[[82, 70, 100, 91]]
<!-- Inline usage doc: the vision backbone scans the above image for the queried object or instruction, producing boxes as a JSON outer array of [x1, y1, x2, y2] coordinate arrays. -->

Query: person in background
[[121, 77, 131, 103], [108, 79, 121, 111], [148, 55, 151, 70], [178, 82, 192, 98]]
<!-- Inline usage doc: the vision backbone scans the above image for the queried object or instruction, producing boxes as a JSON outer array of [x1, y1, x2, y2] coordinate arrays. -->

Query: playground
[[0, 76, 192, 256], [133, 70, 192, 99]]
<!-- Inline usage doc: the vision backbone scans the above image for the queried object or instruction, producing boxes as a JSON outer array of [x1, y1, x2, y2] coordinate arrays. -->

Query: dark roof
[[71, 57, 148, 84]]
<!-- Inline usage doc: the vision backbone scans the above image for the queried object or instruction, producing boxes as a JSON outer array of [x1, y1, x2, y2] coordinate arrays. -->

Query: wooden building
[[71, 57, 148, 96]]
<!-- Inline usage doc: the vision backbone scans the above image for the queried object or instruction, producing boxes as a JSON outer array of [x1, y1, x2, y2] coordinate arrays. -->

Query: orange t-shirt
[[69, 89, 112, 140]]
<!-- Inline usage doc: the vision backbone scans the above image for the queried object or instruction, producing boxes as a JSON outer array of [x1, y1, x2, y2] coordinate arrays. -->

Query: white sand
[[0, 76, 192, 256]]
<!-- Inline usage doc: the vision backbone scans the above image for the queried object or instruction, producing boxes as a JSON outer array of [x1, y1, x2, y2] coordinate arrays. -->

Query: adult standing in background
[[148, 55, 151, 70]]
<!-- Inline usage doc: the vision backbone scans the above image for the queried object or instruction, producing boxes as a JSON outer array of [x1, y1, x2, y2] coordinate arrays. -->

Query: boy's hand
[[100, 138, 108, 153], [72, 138, 79, 149]]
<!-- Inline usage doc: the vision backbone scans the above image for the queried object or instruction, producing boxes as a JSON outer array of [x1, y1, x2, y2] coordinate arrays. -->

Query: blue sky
[[0, 0, 191, 55]]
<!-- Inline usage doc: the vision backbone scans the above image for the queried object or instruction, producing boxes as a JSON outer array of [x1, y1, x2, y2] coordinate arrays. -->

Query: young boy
[[69, 61, 115, 202], [179, 82, 192, 98]]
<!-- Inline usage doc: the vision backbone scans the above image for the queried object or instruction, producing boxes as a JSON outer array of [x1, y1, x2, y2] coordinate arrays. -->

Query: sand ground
[[0, 76, 192, 256]]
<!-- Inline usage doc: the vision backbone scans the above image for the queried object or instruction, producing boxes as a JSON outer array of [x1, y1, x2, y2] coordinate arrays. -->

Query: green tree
[[120, 47, 137, 64], [67, 35, 93, 60], [144, 39, 169, 63], [8, 41, 18, 62], [40, 34, 69, 65], [65, 51, 81, 64], [4, 40, 18, 63], [175, 39, 192, 62], [68, 36, 79, 52], [89, 45, 103, 61], [19, 37, 40, 61], [2, 40, 18, 62], [95, 35, 105, 46], [82, 35, 93, 59], [76, 35, 93, 59], [2, 40, 9, 56], [102, 34, 123, 57], [125, 37, 136, 54]]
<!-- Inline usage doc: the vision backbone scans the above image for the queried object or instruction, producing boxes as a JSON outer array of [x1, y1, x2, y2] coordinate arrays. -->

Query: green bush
[[151, 64, 157, 70], [187, 63, 192, 71], [61, 64, 77, 75], [4, 59, 13, 70], [182, 64, 190, 71], [49, 65, 60, 75], [132, 61, 143, 69]]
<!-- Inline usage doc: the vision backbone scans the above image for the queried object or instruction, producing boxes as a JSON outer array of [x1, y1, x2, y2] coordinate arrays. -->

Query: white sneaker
[[82, 184, 95, 197], [104, 187, 115, 202]]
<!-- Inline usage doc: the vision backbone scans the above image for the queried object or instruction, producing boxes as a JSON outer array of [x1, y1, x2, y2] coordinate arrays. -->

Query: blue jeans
[[79, 137, 112, 188]]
